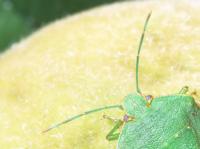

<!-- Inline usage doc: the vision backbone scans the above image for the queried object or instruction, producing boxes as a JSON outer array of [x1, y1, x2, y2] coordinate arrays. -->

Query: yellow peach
[[0, 1, 199, 148]]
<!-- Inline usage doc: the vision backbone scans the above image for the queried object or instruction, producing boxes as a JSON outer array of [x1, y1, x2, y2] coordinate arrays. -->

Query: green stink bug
[[43, 12, 200, 148]]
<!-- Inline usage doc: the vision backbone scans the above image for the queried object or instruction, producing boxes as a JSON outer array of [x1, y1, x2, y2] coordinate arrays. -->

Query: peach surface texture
[[0, 0, 199, 149]]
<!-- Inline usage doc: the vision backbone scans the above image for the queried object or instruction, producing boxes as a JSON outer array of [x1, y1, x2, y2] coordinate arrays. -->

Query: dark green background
[[0, 0, 123, 52]]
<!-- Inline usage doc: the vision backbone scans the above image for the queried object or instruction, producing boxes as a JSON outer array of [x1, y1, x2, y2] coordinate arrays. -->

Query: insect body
[[118, 93, 200, 149], [43, 13, 200, 149]]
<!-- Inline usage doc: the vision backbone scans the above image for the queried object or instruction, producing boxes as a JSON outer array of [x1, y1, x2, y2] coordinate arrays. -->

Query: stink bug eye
[[123, 114, 134, 122], [145, 95, 154, 107], [43, 12, 200, 149], [145, 95, 153, 101]]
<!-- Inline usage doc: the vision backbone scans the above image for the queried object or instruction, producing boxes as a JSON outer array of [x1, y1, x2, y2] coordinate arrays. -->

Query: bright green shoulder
[[152, 95, 194, 109], [123, 94, 194, 116]]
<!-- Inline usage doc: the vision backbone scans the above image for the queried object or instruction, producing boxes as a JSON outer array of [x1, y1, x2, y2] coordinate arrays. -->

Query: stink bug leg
[[178, 86, 189, 94], [191, 91, 200, 108], [106, 120, 123, 141], [103, 114, 134, 141], [103, 114, 121, 122]]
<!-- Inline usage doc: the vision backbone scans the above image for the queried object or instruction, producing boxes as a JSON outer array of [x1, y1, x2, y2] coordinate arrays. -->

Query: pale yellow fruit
[[0, 0, 200, 149]]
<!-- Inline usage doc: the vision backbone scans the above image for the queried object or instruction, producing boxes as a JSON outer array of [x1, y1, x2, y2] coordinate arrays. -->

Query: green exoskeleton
[[43, 13, 200, 149]]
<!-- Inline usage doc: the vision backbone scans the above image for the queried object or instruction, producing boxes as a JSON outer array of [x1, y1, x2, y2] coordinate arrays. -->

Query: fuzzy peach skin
[[0, 0, 200, 149]]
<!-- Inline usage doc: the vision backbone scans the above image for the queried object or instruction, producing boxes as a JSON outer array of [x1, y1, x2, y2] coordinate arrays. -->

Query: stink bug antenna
[[43, 104, 123, 133], [136, 12, 152, 94]]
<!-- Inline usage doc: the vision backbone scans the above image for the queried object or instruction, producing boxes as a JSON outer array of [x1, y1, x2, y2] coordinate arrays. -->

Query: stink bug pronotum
[[43, 12, 200, 149]]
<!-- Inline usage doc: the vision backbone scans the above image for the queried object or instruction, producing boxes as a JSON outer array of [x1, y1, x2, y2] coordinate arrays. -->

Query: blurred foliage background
[[0, 0, 123, 52]]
